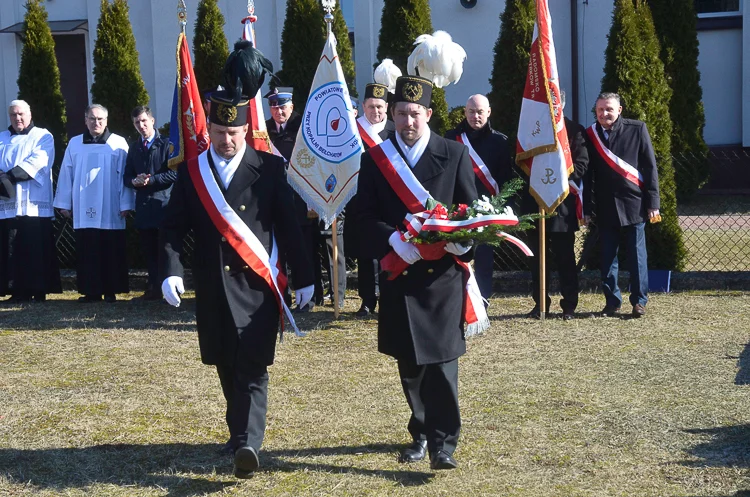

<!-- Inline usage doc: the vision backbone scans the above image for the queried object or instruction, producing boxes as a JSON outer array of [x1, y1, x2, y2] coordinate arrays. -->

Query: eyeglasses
[[87, 116, 107, 122]]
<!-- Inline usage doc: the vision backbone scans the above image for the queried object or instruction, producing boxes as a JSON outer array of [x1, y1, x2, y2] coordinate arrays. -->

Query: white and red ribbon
[[586, 125, 645, 189], [568, 178, 583, 223], [456, 133, 499, 196], [188, 151, 302, 337], [357, 116, 383, 150]]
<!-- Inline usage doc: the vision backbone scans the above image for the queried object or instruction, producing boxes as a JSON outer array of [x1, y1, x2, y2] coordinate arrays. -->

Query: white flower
[[477, 226, 485, 233], [503, 206, 515, 217]]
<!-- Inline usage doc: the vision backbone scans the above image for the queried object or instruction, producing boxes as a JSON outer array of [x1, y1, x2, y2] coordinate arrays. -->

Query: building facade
[[0, 0, 747, 147]]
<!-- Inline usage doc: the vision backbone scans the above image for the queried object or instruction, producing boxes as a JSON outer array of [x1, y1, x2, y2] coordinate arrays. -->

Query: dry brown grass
[[1, 291, 750, 496]]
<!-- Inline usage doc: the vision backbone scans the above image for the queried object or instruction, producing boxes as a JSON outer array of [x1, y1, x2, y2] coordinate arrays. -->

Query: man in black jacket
[[444, 94, 513, 301], [522, 91, 588, 319], [357, 76, 478, 470], [161, 86, 314, 478], [124, 106, 176, 299], [584, 92, 660, 317]]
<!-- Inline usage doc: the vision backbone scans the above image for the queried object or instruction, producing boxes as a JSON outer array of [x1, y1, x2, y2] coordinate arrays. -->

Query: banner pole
[[539, 208, 546, 320], [332, 218, 340, 319]]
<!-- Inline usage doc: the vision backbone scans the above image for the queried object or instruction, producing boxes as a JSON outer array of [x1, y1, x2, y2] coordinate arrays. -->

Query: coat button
[[242, 265, 249, 270], [224, 265, 230, 272], [239, 205, 246, 211], [427, 268, 434, 274], [221, 236, 226, 242], [402, 270, 409, 276]]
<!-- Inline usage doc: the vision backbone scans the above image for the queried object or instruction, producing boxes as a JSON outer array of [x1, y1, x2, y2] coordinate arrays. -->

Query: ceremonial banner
[[515, 0, 572, 213], [289, 31, 362, 227], [241, 13, 272, 153], [168, 32, 209, 169]]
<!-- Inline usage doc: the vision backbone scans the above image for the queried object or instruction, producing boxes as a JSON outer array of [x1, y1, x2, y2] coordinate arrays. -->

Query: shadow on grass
[[0, 442, 433, 495], [732, 342, 750, 385], [678, 425, 750, 469]]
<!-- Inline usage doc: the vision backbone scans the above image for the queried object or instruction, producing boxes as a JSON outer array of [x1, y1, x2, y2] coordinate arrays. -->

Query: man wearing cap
[[0, 99, 61, 302], [161, 78, 315, 478], [348, 81, 396, 317], [356, 75, 478, 470], [444, 94, 512, 302]]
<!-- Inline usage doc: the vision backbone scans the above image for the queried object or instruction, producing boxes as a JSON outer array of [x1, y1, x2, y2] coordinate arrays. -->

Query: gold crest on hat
[[402, 82, 423, 103], [372, 86, 386, 99], [217, 104, 238, 124]]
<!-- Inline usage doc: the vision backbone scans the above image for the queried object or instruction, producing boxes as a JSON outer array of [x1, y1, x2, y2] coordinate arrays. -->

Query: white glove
[[388, 231, 421, 264], [445, 241, 472, 256], [162, 276, 184, 307], [296, 284, 314, 310]]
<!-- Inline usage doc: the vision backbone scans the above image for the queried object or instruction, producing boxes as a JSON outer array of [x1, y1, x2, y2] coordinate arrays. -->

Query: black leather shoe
[[78, 295, 102, 303], [398, 440, 427, 463], [234, 445, 259, 479], [430, 450, 458, 470], [601, 305, 621, 317], [104, 294, 117, 303], [526, 307, 541, 319], [355, 304, 373, 317], [295, 302, 314, 313], [562, 310, 575, 321]]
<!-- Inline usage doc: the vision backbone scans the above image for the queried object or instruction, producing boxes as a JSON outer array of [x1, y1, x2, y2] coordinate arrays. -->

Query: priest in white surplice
[[0, 100, 62, 302], [53, 104, 134, 303]]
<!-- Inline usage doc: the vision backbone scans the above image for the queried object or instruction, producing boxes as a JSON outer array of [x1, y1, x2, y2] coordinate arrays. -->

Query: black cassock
[[160, 146, 313, 453], [357, 133, 477, 458]]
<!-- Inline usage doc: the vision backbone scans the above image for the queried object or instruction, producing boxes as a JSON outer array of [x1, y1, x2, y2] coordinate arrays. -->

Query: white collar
[[210, 142, 246, 189], [366, 116, 387, 135], [395, 128, 431, 168]]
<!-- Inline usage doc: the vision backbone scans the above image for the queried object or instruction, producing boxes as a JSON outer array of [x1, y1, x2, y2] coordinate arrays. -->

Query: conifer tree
[[278, 0, 325, 111], [647, 0, 708, 199], [488, 0, 535, 146], [376, 0, 450, 135], [330, 3, 357, 98], [601, 0, 686, 271], [193, 0, 230, 95], [90, 0, 149, 138], [17, 0, 67, 166]]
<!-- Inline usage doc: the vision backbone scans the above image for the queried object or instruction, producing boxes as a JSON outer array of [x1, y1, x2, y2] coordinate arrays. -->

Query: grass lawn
[[2, 291, 750, 496]]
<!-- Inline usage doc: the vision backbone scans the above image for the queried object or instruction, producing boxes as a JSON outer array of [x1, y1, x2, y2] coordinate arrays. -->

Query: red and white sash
[[188, 151, 303, 337], [369, 140, 489, 337], [455, 133, 499, 196], [586, 125, 645, 189], [356, 116, 384, 150], [568, 178, 584, 224]]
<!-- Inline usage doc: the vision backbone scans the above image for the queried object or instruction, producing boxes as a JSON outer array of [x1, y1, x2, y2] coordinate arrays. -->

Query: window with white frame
[[695, 0, 743, 16]]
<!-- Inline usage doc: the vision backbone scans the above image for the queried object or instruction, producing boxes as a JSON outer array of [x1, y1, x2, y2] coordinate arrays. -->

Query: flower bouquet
[[381, 178, 540, 279]]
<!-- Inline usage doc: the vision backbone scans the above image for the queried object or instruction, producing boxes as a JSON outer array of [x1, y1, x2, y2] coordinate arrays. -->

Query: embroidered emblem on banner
[[403, 83, 422, 102], [325, 174, 337, 193], [296, 149, 316, 169], [301, 82, 360, 164], [373, 86, 386, 99], [217, 104, 237, 124]]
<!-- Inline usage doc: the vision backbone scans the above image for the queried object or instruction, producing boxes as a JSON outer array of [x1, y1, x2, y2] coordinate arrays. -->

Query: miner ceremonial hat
[[393, 76, 432, 108], [209, 91, 249, 127], [264, 87, 293, 107], [364, 83, 388, 101]]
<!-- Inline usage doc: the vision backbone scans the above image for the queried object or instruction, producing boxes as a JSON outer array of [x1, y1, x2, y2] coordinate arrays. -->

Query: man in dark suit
[[357, 76, 478, 470], [584, 92, 660, 317], [124, 105, 176, 299], [522, 91, 589, 319], [348, 81, 396, 317], [161, 86, 314, 478], [445, 94, 513, 301]]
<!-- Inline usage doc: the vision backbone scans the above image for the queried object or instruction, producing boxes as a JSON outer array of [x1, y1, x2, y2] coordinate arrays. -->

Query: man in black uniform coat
[[161, 77, 315, 477], [348, 80, 396, 316], [584, 92, 660, 317], [445, 94, 512, 301], [521, 91, 589, 319], [357, 76, 478, 470], [124, 105, 176, 299]]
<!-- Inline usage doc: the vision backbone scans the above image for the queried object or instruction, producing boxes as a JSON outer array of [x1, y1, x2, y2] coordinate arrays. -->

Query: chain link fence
[[52, 148, 750, 275]]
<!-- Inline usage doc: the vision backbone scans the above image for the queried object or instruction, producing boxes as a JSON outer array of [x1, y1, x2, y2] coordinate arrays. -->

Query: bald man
[[444, 95, 513, 301]]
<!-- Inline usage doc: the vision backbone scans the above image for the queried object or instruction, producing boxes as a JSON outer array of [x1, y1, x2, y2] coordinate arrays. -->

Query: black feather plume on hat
[[221, 40, 277, 106]]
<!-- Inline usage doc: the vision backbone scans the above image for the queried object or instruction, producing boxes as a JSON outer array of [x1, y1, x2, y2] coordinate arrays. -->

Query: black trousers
[[138, 228, 159, 289], [357, 257, 379, 309], [397, 358, 461, 456], [75, 228, 129, 296], [528, 229, 579, 312], [216, 362, 269, 453], [0, 217, 61, 297]]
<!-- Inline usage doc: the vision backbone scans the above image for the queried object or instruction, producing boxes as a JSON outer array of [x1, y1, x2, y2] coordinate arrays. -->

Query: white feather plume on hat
[[407, 30, 466, 88], [373, 59, 402, 94]]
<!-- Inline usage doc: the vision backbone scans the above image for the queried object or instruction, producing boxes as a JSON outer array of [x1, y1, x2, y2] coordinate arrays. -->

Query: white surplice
[[0, 126, 55, 219], [53, 133, 134, 230]]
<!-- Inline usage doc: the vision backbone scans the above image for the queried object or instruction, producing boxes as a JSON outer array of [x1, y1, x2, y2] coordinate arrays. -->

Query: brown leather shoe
[[632, 303, 646, 317], [601, 305, 621, 317]]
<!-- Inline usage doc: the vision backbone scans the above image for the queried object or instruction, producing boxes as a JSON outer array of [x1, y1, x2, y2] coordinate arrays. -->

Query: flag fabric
[[241, 15, 272, 153], [168, 32, 209, 169], [515, 0, 573, 213], [288, 31, 362, 227]]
